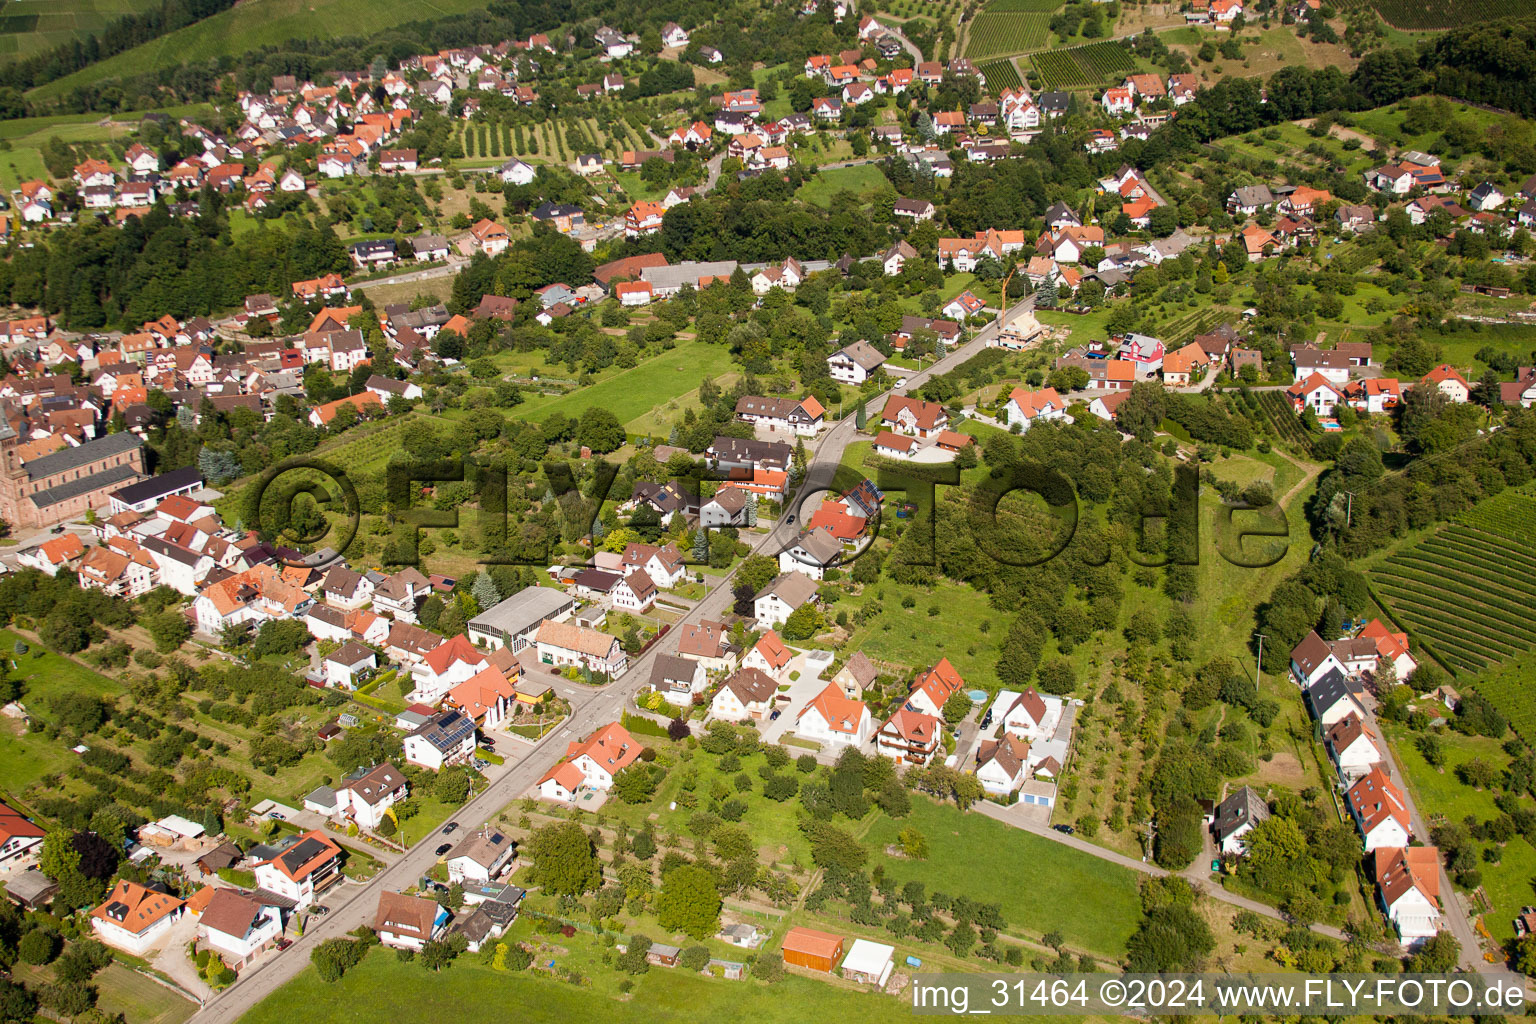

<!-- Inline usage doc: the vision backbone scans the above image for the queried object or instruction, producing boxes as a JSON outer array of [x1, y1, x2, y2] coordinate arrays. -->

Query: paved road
[[353, 258, 466, 292], [886, 24, 925, 65], [1376, 725, 1513, 976]]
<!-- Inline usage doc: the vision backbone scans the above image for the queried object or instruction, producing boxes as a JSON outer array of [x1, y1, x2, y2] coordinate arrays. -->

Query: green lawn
[[0, 628, 123, 793], [514, 338, 739, 432], [94, 963, 197, 1024], [865, 797, 1142, 956], [795, 164, 890, 208], [596, 743, 822, 867], [838, 579, 1005, 685], [238, 943, 902, 1024], [1384, 723, 1536, 943]]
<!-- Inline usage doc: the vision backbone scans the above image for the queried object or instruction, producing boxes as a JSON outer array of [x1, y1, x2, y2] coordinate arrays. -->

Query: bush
[[18, 929, 59, 965]]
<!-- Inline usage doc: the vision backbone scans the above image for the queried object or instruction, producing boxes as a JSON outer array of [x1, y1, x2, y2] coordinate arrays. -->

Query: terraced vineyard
[[1159, 306, 1234, 347], [978, 58, 1024, 91], [1472, 669, 1536, 742], [1255, 390, 1313, 446], [1370, 489, 1536, 676], [964, 12, 1051, 58], [984, 0, 1062, 10], [1030, 41, 1136, 88], [1365, 0, 1529, 29]]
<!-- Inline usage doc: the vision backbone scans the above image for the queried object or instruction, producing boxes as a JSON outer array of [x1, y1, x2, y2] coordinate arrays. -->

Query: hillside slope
[[27, 0, 489, 100]]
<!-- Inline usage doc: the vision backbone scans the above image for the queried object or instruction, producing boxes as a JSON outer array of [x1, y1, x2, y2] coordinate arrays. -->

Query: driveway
[[755, 649, 832, 745], [151, 913, 212, 1003]]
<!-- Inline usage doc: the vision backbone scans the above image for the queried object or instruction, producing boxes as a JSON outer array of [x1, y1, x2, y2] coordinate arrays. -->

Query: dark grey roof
[[110, 465, 201, 505], [141, 535, 206, 567], [1230, 184, 1276, 207], [1213, 785, 1270, 842], [649, 654, 698, 686], [24, 430, 141, 480], [1306, 667, 1355, 717], [706, 436, 792, 468], [469, 586, 575, 641], [412, 709, 476, 752], [30, 462, 142, 509]]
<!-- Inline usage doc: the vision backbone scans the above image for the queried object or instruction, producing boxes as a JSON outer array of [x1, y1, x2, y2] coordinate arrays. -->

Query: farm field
[[459, 114, 651, 166], [27, 0, 492, 100], [1362, 0, 1528, 29], [1369, 488, 1536, 677], [1029, 41, 1135, 89], [1467, 648, 1536, 743], [976, 58, 1023, 92], [0, 0, 161, 61], [93, 964, 198, 1024], [963, 11, 1050, 58]]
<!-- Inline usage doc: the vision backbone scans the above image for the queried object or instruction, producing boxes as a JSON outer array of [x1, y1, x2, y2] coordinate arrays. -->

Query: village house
[[827, 340, 886, 384], [778, 529, 842, 581], [403, 708, 478, 771], [1325, 713, 1385, 781], [252, 830, 343, 909], [881, 395, 949, 438], [198, 890, 283, 966], [904, 657, 964, 718], [1002, 386, 1066, 430], [533, 620, 627, 676], [754, 572, 819, 628], [446, 828, 516, 884], [1213, 786, 1270, 855], [1374, 846, 1442, 947], [90, 880, 185, 954], [537, 721, 640, 801], [711, 667, 779, 721], [876, 708, 942, 766], [676, 619, 736, 673], [975, 735, 1031, 795], [375, 891, 448, 950], [741, 629, 792, 679], [833, 651, 879, 700], [796, 683, 873, 750], [649, 653, 706, 698], [1346, 767, 1413, 852], [734, 395, 825, 436]]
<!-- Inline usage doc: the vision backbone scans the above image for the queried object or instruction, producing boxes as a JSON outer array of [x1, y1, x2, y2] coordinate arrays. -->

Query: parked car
[[435, 843, 452, 856], [267, 811, 285, 820], [1053, 824, 1074, 835], [442, 822, 458, 834], [769, 708, 781, 721], [276, 938, 292, 951], [310, 905, 329, 915]]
